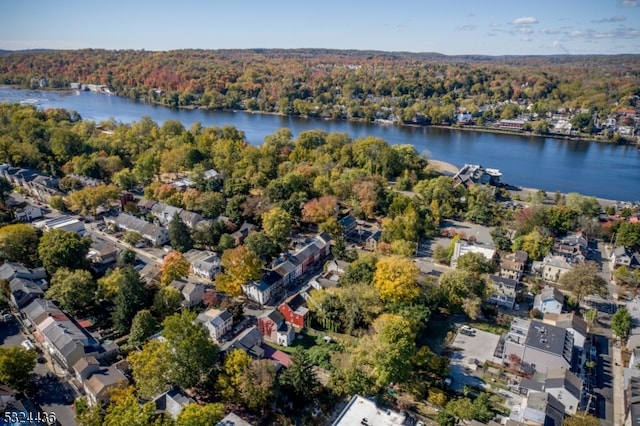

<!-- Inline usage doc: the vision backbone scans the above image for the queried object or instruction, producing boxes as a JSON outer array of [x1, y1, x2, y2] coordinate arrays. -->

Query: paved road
[[592, 334, 614, 426]]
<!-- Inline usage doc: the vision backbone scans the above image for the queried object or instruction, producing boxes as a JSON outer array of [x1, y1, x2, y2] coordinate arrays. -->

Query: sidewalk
[[613, 344, 625, 426]]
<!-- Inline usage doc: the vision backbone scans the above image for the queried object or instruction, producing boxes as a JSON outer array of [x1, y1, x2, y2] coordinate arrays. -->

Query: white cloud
[[519, 27, 534, 34], [512, 17, 539, 25], [553, 40, 571, 54], [456, 24, 478, 31], [621, 0, 638, 7]]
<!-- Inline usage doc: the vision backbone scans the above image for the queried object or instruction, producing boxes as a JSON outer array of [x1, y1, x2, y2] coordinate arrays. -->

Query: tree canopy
[[38, 229, 91, 274]]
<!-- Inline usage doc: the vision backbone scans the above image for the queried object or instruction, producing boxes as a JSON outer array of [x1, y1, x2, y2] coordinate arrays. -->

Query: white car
[[21, 339, 36, 351]]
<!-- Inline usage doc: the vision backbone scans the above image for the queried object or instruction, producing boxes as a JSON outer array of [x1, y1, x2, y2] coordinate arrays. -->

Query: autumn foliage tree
[[302, 196, 337, 224], [160, 251, 190, 285], [373, 256, 420, 304], [216, 246, 262, 296]]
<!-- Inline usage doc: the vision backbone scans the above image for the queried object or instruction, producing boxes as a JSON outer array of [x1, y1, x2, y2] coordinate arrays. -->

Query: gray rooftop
[[524, 320, 572, 357]]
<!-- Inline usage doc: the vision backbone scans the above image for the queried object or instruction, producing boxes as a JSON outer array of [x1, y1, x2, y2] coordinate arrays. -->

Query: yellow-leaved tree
[[372, 256, 419, 304], [215, 246, 263, 296]]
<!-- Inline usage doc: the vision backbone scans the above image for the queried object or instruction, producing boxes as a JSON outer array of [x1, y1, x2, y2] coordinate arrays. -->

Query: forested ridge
[[1, 49, 638, 123]]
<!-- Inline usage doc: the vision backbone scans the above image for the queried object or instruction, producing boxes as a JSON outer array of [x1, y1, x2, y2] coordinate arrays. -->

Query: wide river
[[1, 87, 639, 201]]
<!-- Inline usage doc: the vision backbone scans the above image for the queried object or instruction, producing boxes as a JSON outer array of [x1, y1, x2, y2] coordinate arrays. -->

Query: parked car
[[460, 325, 476, 336], [21, 339, 36, 351]]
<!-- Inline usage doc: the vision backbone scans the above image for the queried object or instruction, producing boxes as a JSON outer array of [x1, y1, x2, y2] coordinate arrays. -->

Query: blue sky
[[2, 0, 639, 55]]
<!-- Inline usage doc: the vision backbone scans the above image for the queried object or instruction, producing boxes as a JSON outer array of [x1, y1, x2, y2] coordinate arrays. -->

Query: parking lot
[[449, 327, 502, 392]]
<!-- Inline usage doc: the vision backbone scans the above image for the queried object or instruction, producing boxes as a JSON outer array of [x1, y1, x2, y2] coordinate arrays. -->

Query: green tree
[[176, 403, 225, 426], [490, 227, 512, 251], [465, 185, 496, 225], [439, 269, 488, 312], [558, 261, 607, 303], [112, 266, 148, 333], [47, 268, 96, 314], [152, 285, 183, 320], [239, 359, 277, 412], [244, 231, 279, 261], [74, 396, 104, 426], [612, 307, 632, 340], [66, 184, 121, 216], [456, 252, 496, 274], [169, 213, 193, 253], [160, 251, 191, 285], [49, 195, 66, 211], [38, 229, 91, 274], [261, 206, 292, 244], [0, 177, 13, 204], [616, 222, 640, 251], [373, 256, 420, 304], [123, 231, 142, 246], [128, 310, 158, 348], [0, 346, 36, 392], [280, 347, 319, 406], [162, 310, 219, 389], [216, 246, 262, 296], [0, 223, 40, 266], [564, 413, 601, 426], [196, 191, 226, 218], [102, 385, 156, 426], [564, 192, 601, 217], [512, 227, 553, 261], [128, 339, 172, 398]]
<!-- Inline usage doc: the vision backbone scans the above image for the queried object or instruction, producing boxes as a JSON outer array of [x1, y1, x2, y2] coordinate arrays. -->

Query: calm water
[[1, 87, 639, 201]]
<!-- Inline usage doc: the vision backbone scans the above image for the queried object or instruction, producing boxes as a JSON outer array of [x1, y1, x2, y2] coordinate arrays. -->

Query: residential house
[[450, 240, 496, 269], [0, 384, 16, 411], [243, 233, 330, 304], [543, 368, 583, 415], [137, 198, 158, 213], [217, 412, 254, 426], [153, 387, 194, 420], [139, 263, 161, 284], [364, 230, 382, 251], [278, 293, 309, 329], [66, 174, 103, 188], [503, 318, 575, 375], [104, 213, 169, 246], [72, 356, 128, 406], [542, 312, 588, 351], [488, 275, 518, 309], [625, 376, 640, 426], [534, 287, 565, 315], [14, 205, 43, 222], [150, 202, 183, 225], [258, 310, 295, 347], [0, 262, 47, 288], [242, 270, 283, 306], [9, 277, 44, 309], [0, 164, 60, 202], [183, 249, 220, 280], [498, 119, 526, 131], [197, 309, 233, 343], [515, 392, 565, 426], [231, 222, 258, 245], [86, 236, 119, 273], [170, 278, 205, 307], [453, 164, 502, 188], [500, 251, 528, 281], [538, 255, 573, 282], [178, 210, 203, 229], [338, 213, 357, 238], [612, 246, 640, 270], [553, 233, 588, 262], [332, 395, 406, 426], [33, 216, 86, 234], [221, 326, 264, 359], [309, 259, 348, 290], [22, 299, 106, 372]]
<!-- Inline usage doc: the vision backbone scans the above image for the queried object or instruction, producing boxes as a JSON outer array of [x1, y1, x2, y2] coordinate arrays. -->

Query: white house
[[196, 309, 233, 343], [450, 240, 496, 269], [183, 249, 221, 280], [14, 205, 43, 222], [533, 287, 564, 315]]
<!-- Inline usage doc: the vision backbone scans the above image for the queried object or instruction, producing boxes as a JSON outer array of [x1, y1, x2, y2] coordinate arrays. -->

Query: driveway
[[449, 328, 501, 392]]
